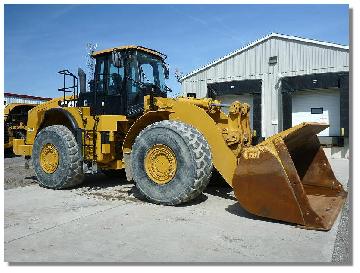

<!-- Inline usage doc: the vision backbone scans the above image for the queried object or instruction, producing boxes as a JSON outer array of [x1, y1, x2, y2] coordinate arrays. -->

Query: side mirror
[[112, 51, 123, 68], [164, 63, 169, 79]]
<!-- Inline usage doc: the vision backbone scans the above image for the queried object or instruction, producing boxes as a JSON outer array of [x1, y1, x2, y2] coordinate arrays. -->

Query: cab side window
[[108, 59, 125, 95], [129, 54, 139, 94], [96, 57, 106, 93], [139, 63, 155, 84]]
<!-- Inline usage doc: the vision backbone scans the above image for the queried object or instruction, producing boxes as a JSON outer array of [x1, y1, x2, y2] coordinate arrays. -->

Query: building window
[[311, 107, 323, 114], [187, 93, 196, 98], [269, 56, 278, 65]]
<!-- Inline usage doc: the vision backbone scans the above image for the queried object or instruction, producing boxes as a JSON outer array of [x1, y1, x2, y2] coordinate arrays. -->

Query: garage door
[[292, 88, 340, 136], [216, 94, 254, 127]]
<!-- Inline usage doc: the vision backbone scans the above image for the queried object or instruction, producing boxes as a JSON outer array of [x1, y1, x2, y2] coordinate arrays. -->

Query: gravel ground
[[4, 155, 37, 190], [331, 158, 352, 265], [3, 154, 230, 202], [332, 199, 351, 264], [328, 158, 352, 265]]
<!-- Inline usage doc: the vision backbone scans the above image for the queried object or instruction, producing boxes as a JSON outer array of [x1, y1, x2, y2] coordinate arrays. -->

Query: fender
[[42, 108, 83, 151], [122, 110, 170, 153], [25, 97, 86, 147], [25, 97, 71, 144], [42, 108, 79, 130]]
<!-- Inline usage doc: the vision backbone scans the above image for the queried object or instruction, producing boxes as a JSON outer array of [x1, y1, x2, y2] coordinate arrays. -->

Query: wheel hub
[[144, 144, 177, 184], [40, 143, 59, 174]]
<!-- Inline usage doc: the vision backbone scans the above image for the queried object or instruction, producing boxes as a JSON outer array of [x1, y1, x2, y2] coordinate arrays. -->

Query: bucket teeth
[[232, 122, 347, 230]]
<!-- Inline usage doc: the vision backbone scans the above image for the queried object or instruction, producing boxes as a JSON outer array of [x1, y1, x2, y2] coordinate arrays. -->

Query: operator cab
[[78, 46, 169, 117]]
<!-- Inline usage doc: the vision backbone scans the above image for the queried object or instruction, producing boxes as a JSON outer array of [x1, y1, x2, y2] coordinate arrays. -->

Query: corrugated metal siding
[[181, 37, 349, 137]]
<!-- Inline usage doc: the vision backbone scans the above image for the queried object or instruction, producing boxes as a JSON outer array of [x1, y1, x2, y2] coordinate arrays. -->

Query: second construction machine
[[4, 103, 37, 150], [12, 45, 347, 230]]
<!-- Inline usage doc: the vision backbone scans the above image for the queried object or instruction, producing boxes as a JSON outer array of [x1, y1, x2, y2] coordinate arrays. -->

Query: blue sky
[[5, 4, 349, 98]]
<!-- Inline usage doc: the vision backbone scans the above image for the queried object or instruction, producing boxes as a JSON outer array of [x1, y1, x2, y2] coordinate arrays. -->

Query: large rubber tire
[[131, 120, 212, 205], [32, 125, 84, 189]]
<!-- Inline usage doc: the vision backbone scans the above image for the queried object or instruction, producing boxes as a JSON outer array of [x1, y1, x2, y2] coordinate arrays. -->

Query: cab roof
[[91, 45, 167, 60]]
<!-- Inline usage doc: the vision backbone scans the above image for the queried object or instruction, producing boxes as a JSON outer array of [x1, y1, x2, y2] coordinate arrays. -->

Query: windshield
[[130, 51, 166, 92]]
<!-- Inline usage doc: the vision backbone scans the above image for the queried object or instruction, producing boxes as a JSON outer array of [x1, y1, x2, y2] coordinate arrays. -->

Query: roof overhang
[[180, 32, 349, 82]]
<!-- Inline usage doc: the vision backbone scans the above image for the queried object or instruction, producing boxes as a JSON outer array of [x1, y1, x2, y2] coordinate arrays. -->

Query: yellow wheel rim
[[40, 143, 59, 174], [144, 144, 177, 185]]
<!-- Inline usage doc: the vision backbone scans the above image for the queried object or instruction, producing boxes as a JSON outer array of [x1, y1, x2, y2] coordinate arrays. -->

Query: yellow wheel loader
[[4, 103, 36, 150], [12, 45, 347, 230]]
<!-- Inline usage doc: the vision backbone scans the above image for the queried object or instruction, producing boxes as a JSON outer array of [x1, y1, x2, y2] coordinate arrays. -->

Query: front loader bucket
[[232, 122, 347, 230]]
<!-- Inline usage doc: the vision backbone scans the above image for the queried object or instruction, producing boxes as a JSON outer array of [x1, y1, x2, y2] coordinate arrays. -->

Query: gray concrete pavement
[[4, 157, 350, 263]]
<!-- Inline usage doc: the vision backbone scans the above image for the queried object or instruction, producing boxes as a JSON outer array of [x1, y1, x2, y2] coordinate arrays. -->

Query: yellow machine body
[[13, 95, 252, 177]]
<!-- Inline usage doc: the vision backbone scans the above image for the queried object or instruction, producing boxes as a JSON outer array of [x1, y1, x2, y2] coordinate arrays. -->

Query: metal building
[[4, 92, 52, 105], [180, 33, 349, 157]]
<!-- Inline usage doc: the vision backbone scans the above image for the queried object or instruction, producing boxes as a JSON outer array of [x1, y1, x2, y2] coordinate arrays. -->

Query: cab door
[[86, 55, 126, 115], [126, 52, 145, 117], [125, 51, 166, 117]]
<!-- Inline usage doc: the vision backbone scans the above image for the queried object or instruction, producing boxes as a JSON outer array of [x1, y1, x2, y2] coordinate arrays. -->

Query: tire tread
[[33, 125, 84, 189], [133, 120, 212, 205]]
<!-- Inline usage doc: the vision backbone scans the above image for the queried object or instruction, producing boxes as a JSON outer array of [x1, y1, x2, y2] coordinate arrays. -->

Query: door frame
[[281, 71, 349, 145], [207, 79, 262, 143]]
